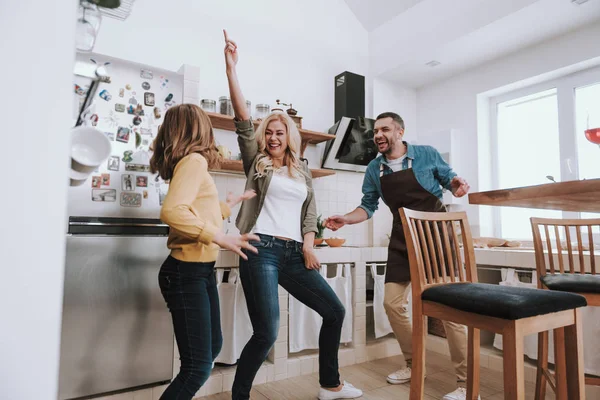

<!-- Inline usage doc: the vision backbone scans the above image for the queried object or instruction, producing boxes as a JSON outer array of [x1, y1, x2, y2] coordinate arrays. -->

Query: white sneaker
[[442, 387, 481, 400], [386, 367, 412, 384], [317, 381, 363, 399]]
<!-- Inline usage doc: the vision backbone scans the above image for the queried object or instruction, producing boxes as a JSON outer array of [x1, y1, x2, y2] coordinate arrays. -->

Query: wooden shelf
[[206, 112, 336, 144], [211, 159, 335, 179], [468, 178, 600, 213]]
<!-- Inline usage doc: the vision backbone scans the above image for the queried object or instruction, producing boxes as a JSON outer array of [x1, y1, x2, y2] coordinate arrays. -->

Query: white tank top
[[252, 167, 308, 243]]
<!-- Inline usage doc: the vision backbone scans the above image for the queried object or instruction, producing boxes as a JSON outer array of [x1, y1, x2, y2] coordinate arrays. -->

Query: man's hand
[[450, 176, 470, 198], [223, 29, 238, 71], [226, 189, 256, 209], [302, 245, 321, 270], [324, 215, 347, 231]]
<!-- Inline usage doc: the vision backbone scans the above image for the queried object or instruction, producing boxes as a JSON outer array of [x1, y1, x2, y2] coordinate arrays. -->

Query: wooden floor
[[197, 351, 555, 400]]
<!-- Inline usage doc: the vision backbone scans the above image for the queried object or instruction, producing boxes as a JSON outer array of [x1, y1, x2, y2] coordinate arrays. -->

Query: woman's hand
[[213, 231, 259, 260], [302, 245, 321, 270], [223, 29, 238, 71], [226, 189, 256, 209]]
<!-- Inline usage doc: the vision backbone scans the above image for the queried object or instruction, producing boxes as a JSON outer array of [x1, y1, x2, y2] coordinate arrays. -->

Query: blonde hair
[[254, 112, 306, 180], [150, 104, 221, 181]]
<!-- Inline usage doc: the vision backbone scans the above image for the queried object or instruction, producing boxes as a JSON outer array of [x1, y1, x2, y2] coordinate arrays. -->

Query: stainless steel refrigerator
[[59, 53, 183, 400]]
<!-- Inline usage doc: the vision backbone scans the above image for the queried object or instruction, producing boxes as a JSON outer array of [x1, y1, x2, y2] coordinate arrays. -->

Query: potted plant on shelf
[[315, 214, 325, 246]]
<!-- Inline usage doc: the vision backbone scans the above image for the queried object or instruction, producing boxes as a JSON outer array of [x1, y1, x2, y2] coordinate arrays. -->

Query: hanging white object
[[214, 269, 253, 365], [370, 264, 394, 338], [288, 267, 325, 353], [288, 264, 354, 352]]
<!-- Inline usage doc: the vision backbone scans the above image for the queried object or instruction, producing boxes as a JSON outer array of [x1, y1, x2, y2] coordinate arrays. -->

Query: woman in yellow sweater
[[150, 104, 259, 400]]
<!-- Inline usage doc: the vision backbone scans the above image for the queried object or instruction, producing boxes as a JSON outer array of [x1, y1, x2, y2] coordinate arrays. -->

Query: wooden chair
[[531, 217, 600, 400], [399, 208, 587, 400]]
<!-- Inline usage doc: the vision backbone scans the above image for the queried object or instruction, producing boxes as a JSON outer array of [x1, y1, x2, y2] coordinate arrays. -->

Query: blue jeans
[[231, 234, 346, 400], [158, 256, 223, 400]]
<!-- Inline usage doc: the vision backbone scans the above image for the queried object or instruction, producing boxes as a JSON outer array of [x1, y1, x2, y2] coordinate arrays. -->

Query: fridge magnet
[[122, 150, 133, 163], [143, 190, 148, 199], [120, 192, 142, 208], [121, 174, 135, 191], [164, 100, 177, 111], [126, 84, 132, 90], [89, 114, 99, 126], [116, 127, 130, 143], [140, 128, 152, 135], [129, 96, 137, 105], [125, 163, 151, 172], [135, 104, 145, 116], [119, 88, 125, 97], [132, 91, 137, 96], [159, 76, 169, 89], [136, 175, 148, 187], [74, 84, 88, 96], [135, 131, 143, 148], [92, 189, 117, 202], [115, 103, 126, 113], [144, 92, 155, 107], [142, 82, 151, 90], [103, 110, 119, 128], [153, 107, 161, 119], [140, 69, 153, 79], [142, 138, 149, 147], [127, 105, 135, 114], [164, 93, 173, 102], [107, 155, 120, 171], [104, 131, 115, 141], [101, 173, 110, 186], [133, 115, 142, 126], [91, 176, 102, 188], [99, 89, 112, 101]]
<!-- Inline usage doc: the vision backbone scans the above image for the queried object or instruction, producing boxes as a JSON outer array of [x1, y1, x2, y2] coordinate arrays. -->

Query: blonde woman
[[150, 104, 259, 400], [223, 30, 363, 400]]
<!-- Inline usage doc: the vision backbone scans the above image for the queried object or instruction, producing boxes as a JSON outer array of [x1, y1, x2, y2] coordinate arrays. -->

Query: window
[[490, 66, 600, 239]]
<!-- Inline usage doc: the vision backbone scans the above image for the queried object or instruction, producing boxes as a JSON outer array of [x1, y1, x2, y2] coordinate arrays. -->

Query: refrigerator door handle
[[69, 221, 168, 228]]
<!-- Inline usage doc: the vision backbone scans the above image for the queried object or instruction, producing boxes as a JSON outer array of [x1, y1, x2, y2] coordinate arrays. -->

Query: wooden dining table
[[468, 178, 600, 213]]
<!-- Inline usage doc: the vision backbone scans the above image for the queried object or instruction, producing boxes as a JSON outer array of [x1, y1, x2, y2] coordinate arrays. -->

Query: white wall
[[416, 23, 600, 235], [94, 0, 373, 246], [0, 1, 76, 399]]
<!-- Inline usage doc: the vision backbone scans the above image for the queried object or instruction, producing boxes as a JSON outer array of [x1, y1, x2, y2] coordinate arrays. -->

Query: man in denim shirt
[[325, 112, 474, 400]]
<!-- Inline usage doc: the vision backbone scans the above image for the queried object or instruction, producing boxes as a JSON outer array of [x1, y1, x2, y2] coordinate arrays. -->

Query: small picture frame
[[144, 92, 155, 107], [107, 156, 120, 171], [91, 176, 101, 188], [92, 189, 117, 202], [120, 192, 142, 207], [116, 127, 130, 143], [101, 173, 110, 186], [121, 174, 135, 191], [136, 175, 148, 187]]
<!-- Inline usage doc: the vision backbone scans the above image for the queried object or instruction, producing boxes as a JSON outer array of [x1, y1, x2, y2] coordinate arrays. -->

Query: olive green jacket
[[233, 119, 318, 237]]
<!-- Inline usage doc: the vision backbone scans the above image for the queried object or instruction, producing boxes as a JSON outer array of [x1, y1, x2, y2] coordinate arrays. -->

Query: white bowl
[[70, 126, 111, 173]]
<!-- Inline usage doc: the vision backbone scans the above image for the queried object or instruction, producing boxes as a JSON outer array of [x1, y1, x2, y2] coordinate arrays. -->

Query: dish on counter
[[325, 237, 346, 247]]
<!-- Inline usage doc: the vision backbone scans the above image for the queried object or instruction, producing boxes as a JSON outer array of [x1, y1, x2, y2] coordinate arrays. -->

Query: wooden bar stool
[[399, 208, 588, 400], [531, 217, 600, 400]]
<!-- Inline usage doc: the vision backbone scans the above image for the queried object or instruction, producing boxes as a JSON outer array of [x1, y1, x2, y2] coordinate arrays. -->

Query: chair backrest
[[399, 208, 477, 297], [530, 217, 600, 283]]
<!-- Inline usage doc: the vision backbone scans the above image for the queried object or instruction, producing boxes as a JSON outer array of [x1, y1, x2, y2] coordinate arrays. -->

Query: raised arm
[[224, 29, 250, 121]]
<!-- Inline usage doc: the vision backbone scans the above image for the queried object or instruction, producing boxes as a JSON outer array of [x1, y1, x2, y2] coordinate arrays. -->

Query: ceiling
[[343, 0, 425, 31], [345, 0, 600, 88]]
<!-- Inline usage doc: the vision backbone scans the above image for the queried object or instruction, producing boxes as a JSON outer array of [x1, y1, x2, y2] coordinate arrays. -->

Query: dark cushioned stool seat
[[422, 283, 587, 320], [541, 274, 600, 294]]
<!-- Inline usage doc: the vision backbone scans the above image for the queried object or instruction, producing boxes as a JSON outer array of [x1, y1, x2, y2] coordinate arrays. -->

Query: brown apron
[[380, 162, 446, 283]]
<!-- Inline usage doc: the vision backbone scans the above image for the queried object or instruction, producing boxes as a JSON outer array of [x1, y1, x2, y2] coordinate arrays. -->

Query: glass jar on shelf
[[200, 99, 216, 113], [219, 96, 233, 116], [255, 103, 270, 120]]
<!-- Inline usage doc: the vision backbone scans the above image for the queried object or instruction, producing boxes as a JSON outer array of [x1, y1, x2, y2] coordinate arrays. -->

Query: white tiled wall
[[210, 167, 371, 247]]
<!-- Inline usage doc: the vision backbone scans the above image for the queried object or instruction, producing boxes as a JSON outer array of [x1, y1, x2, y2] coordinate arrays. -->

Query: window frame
[[489, 65, 600, 239]]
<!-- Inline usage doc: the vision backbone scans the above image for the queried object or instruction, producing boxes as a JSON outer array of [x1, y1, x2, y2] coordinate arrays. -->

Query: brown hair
[[150, 104, 221, 181]]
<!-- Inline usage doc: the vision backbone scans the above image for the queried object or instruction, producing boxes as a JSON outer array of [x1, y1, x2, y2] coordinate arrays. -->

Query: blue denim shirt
[[358, 143, 457, 218]]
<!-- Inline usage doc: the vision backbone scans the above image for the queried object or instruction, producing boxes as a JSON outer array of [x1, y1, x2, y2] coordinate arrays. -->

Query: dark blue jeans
[[231, 234, 346, 399], [158, 256, 222, 400]]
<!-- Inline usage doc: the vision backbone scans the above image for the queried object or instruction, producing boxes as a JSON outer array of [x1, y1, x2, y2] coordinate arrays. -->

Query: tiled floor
[[196, 352, 556, 400]]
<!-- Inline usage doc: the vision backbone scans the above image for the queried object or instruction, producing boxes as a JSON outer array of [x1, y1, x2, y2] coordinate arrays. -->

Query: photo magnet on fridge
[[92, 189, 116, 202], [107, 156, 120, 171], [120, 192, 142, 207], [121, 174, 135, 191]]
